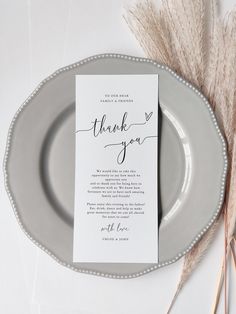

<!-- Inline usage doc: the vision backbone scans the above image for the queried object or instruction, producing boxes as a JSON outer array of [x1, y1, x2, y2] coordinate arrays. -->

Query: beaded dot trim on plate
[[3, 54, 228, 279]]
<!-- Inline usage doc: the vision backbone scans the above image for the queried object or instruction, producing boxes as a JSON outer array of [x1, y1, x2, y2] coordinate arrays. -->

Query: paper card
[[73, 74, 158, 263]]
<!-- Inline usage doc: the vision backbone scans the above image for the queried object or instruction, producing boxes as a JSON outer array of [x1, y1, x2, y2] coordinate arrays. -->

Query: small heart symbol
[[145, 111, 153, 121]]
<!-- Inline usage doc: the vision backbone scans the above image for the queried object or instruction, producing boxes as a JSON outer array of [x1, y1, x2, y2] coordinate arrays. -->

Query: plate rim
[[3, 53, 228, 279]]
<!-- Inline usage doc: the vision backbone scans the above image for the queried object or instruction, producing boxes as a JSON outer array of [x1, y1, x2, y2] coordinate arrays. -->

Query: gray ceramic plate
[[4, 54, 227, 279]]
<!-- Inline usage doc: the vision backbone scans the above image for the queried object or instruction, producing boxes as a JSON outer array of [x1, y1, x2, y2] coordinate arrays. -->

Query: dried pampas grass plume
[[124, 0, 236, 312]]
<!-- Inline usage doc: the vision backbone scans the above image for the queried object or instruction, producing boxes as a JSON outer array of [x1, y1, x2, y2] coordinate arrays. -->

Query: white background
[[0, 0, 235, 313]]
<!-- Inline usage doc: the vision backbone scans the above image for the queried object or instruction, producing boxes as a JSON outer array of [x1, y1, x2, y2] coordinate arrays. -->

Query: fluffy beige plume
[[124, 0, 236, 312], [167, 218, 222, 314]]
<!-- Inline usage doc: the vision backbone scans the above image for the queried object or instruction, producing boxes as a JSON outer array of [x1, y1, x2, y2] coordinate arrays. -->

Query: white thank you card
[[73, 74, 159, 263]]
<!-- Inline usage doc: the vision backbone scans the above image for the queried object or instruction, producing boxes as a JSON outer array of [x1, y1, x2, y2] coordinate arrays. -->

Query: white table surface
[[0, 0, 235, 313]]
